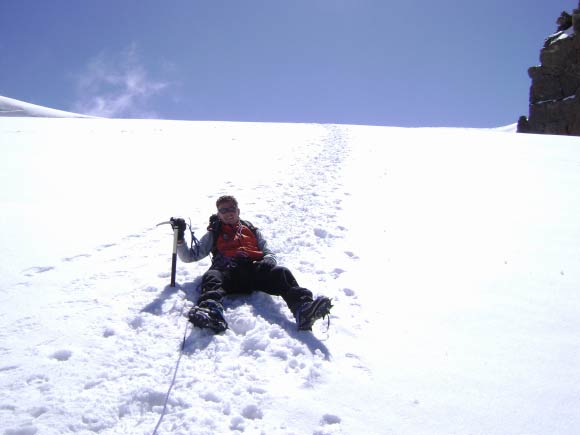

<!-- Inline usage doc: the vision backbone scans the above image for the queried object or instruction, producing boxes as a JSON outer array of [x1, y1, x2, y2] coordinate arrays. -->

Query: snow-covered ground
[[1, 103, 580, 435], [0, 96, 93, 118]]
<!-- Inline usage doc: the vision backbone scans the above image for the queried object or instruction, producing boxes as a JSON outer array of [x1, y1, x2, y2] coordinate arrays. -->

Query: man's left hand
[[255, 256, 276, 272]]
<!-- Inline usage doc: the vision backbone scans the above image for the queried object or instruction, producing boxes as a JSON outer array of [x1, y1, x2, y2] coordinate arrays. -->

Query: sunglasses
[[218, 206, 237, 214]]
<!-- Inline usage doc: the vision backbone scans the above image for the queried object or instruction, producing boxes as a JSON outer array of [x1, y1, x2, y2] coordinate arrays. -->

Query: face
[[217, 201, 240, 225]]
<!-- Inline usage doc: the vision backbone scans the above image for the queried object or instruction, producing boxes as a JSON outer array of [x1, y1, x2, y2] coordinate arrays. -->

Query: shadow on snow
[[177, 277, 331, 360], [139, 276, 331, 360]]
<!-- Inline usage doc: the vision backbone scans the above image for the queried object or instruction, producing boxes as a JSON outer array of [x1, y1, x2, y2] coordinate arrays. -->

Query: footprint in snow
[[341, 288, 356, 297], [124, 233, 143, 239], [344, 250, 359, 259], [62, 253, 91, 262], [200, 391, 221, 403], [255, 213, 273, 224], [23, 266, 54, 276], [119, 387, 181, 417], [314, 228, 330, 239], [29, 406, 49, 418], [241, 404, 263, 420], [3, 424, 39, 435], [345, 353, 369, 373], [129, 316, 144, 329], [51, 349, 72, 362], [230, 416, 246, 431], [84, 380, 103, 390], [331, 268, 345, 278], [26, 374, 49, 386], [229, 406, 264, 430], [313, 414, 342, 435], [321, 413, 341, 425]]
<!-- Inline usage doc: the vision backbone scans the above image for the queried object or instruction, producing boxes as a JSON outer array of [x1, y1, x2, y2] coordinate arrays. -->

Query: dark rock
[[574, 9, 580, 33], [557, 11, 573, 31], [518, 5, 580, 136], [516, 116, 531, 133], [528, 66, 563, 103]]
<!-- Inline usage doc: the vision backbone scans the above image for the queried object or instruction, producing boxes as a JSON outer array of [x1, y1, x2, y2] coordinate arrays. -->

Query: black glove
[[255, 256, 276, 272], [170, 217, 186, 242], [207, 214, 220, 232]]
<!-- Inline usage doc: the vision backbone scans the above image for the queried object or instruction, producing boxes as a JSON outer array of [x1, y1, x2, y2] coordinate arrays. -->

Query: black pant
[[199, 262, 313, 316]]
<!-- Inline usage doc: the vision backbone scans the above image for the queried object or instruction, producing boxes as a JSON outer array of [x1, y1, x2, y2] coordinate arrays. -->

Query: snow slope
[[0, 96, 92, 118], [1, 114, 580, 435]]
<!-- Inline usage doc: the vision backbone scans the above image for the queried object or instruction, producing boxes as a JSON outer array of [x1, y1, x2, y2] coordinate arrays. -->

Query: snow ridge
[[0, 95, 92, 118]]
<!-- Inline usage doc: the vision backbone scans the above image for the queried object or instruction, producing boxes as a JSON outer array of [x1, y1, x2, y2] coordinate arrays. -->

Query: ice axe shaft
[[157, 220, 178, 287]]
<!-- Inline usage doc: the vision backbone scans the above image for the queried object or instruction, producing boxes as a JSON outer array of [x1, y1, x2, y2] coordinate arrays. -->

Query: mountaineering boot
[[295, 296, 333, 331], [188, 300, 227, 333]]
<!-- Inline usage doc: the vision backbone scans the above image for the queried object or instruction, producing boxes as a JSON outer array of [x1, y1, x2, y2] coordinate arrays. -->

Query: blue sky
[[0, 0, 573, 127]]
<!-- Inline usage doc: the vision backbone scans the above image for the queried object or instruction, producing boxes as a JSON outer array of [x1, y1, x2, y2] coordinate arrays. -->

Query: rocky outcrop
[[518, 5, 580, 135]]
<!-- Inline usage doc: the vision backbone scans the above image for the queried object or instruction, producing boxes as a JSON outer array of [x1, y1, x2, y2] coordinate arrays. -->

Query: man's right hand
[[170, 217, 186, 242]]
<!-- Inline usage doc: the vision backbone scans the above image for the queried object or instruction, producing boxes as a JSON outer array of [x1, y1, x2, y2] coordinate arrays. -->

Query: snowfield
[[1, 105, 580, 435]]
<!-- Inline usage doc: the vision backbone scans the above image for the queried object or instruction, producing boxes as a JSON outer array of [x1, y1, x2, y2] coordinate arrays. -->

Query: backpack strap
[[240, 219, 258, 235]]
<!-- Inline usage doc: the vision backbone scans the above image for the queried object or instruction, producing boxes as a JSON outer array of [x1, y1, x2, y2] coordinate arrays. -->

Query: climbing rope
[[151, 295, 190, 435]]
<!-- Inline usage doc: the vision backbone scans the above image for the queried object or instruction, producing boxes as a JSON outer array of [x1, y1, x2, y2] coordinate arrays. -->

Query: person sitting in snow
[[172, 195, 332, 333]]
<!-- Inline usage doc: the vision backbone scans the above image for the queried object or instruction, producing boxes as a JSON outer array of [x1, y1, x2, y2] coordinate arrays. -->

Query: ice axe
[[157, 218, 180, 287]]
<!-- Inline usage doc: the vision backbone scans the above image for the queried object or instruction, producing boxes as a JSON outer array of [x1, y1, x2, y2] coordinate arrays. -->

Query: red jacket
[[216, 223, 264, 260]]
